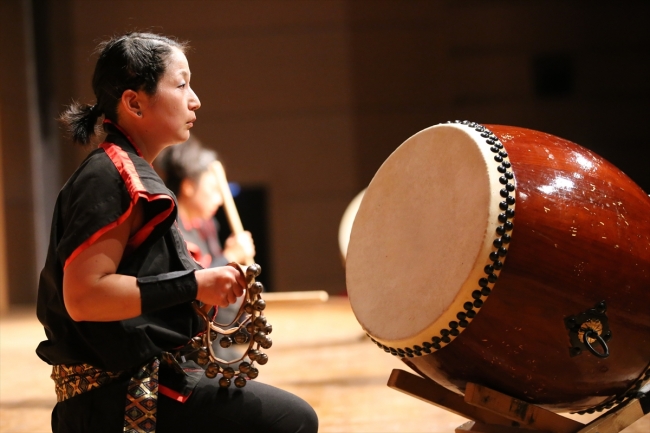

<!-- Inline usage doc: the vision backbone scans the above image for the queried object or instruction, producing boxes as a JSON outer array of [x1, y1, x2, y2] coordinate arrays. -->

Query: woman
[[36, 32, 318, 433]]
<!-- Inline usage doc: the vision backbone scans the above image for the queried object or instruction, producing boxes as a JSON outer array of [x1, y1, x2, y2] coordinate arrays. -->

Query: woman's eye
[[178, 82, 186, 88]]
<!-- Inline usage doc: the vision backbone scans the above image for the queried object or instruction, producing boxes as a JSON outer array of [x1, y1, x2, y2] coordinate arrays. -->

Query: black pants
[[52, 375, 318, 433]]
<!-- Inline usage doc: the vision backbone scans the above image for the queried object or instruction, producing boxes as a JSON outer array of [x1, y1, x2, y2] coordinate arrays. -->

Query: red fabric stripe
[[158, 384, 192, 403], [126, 193, 174, 252], [101, 143, 146, 194], [63, 142, 174, 269], [102, 143, 175, 251], [63, 201, 135, 270]]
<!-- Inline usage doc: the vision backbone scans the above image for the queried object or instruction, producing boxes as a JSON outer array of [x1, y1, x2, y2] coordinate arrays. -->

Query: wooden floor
[[1, 297, 648, 433]]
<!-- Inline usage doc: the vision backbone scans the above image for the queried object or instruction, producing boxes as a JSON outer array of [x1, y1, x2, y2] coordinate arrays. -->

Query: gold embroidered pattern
[[123, 358, 160, 433], [51, 363, 123, 402]]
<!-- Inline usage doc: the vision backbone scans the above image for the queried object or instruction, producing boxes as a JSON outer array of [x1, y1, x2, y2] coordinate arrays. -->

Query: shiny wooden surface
[[408, 125, 650, 412], [1, 297, 648, 432]]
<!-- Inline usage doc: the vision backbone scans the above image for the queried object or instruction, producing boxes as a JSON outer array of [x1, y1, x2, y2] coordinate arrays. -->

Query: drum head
[[338, 189, 366, 260], [346, 123, 507, 348]]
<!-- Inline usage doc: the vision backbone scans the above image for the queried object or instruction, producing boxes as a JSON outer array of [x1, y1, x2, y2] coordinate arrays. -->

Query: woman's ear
[[120, 89, 144, 119], [179, 178, 196, 200]]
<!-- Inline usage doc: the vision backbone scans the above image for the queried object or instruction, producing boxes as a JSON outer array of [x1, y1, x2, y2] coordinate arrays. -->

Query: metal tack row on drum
[[345, 120, 650, 413]]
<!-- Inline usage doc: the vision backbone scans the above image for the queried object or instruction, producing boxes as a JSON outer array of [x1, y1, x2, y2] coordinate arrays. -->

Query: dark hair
[[156, 136, 218, 196], [60, 32, 188, 145]]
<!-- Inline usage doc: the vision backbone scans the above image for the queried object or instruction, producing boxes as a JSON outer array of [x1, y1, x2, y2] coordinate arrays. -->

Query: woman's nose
[[189, 88, 201, 111]]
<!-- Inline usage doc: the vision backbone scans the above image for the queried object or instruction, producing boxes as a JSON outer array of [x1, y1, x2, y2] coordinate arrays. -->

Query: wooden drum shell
[[404, 125, 650, 412]]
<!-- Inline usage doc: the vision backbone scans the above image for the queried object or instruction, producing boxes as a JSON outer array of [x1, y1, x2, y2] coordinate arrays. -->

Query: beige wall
[[0, 107, 7, 314], [0, 0, 39, 307], [1, 1, 649, 309]]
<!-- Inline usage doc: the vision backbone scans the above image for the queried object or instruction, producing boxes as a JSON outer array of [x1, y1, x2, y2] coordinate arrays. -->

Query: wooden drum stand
[[388, 368, 649, 433]]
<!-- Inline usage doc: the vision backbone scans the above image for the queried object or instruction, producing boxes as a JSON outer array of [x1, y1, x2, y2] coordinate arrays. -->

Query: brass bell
[[222, 367, 235, 379], [247, 349, 260, 361], [253, 316, 267, 328], [197, 347, 209, 366], [260, 336, 273, 349], [219, 336, 233, 348], [246, 263, 262, 278], [247, 367, 259, 379], [234, 376, 247, 388], [264, 324, 273, 334], [249, 281, 264, 295], [244, 304, 254, 314], [253, 332, 266, 343], [239, 361, 251, 373], [234, 332, 249, 344], [205, 362, 220, 379], [218, 377, 231, 388], [253, 299, 266, 311], [256, 353, 268, 365]]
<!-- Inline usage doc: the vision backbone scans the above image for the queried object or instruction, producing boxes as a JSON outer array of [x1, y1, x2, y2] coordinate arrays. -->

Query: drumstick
[[210, 160, 253, 266], [209, 160, 329, 305]]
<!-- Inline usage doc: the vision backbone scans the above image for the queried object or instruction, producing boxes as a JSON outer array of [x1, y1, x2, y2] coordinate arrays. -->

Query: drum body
[[346, 121, 650, 412]]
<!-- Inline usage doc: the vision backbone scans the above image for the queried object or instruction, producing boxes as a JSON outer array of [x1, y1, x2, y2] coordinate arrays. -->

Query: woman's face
[[182, 170, 224, 220], [139, 47, 201, 147]]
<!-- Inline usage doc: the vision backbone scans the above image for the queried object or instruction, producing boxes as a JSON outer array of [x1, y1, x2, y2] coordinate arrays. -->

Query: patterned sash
[[123, 359, 160, 433], [51, 359, 161, 433], [51, 363, 123, 402]]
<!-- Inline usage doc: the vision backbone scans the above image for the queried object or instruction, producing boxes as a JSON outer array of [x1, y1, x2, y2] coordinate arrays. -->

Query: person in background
[[35, 32, 317, 433], [156, 137, 255, 270]]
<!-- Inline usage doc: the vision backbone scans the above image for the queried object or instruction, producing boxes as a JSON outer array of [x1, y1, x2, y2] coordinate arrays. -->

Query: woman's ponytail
[[59, 101, 102, 146]]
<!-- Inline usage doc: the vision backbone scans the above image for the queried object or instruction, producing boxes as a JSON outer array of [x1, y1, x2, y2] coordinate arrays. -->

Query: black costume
[[36, 123, 317, 433]]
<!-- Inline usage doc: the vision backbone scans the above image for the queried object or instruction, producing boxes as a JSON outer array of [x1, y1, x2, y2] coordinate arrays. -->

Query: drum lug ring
[[564, 300, 612, 359]]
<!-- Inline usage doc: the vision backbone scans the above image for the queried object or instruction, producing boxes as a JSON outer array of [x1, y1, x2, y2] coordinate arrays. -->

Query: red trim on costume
[[62, 142, 175, 270], [102, 143, 175, 252], [102, 142, 146, 191], [159, 384, 192, 403], [125, 192, 174, 253], [63, 201, 136, 270]]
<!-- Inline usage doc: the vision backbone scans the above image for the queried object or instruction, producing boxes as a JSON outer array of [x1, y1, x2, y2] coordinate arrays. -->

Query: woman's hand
[[223, 231, 256, 264], [195, 265, 247, 307]]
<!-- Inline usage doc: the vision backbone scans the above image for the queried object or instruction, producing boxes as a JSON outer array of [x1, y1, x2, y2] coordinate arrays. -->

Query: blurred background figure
[[156, 136, 256, 360], [156, 136, 255, 269]]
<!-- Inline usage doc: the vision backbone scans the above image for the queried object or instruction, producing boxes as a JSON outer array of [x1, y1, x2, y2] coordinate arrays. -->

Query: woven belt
[[51, 359, 161, 433], [51, 363, 123, 402]]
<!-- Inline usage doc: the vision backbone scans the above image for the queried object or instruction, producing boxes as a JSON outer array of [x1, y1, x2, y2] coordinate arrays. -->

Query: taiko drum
[[345, 121, 650, 412]]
